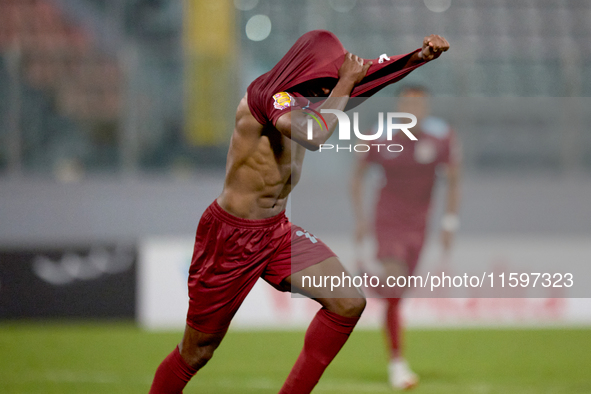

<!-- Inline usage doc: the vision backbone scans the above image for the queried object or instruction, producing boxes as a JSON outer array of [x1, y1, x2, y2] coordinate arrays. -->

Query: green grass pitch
[[1, 322, 590, 393]]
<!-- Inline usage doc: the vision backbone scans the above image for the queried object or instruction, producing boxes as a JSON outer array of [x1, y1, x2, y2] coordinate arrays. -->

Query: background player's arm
[[351, 156, 371, 243], [275, 53, 371, 151], [441, 139, 462, 252]]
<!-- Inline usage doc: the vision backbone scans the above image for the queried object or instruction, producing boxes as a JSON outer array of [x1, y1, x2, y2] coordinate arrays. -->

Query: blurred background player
[[351, 85, 461, 389]]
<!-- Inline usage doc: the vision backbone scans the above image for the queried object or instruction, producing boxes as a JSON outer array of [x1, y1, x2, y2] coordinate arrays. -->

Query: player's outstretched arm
[[275, 53, 372, 151], [405, 34, 450, 67]]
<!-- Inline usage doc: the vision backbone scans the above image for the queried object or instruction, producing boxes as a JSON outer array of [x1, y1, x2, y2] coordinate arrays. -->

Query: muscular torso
[[217, 93, 306, 219]]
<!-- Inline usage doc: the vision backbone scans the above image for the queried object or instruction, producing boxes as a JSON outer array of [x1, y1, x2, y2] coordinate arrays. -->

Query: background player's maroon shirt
[[363, 116, 458, 236], [247, 29, 426, 126]]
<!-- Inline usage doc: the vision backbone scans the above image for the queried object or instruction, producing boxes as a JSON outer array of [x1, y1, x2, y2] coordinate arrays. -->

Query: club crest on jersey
[[273, 92, 292, 110], [414, 139, 437, 164]]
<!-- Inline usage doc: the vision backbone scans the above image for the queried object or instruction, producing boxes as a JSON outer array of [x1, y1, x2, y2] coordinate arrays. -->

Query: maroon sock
[[149, 346, 197, 394], [279, 308, 359, 394], [385, 298, 402, 358]]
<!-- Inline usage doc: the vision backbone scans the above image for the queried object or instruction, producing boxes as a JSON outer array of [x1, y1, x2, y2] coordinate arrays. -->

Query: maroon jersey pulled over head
[[247, 30, 427, 127], [363, 116, 458, 235]]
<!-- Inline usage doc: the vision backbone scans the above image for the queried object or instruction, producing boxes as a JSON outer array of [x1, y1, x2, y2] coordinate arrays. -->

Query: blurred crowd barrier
[[137, 236, 591, 331], [0, 244, 136, 319]]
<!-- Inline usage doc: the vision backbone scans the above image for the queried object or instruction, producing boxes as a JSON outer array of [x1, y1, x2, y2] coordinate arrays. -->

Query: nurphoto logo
[[307, 110, 418, 152]]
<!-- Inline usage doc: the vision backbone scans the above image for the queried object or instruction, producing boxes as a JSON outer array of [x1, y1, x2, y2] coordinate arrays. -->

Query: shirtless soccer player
[[149, 30, 449, 394]]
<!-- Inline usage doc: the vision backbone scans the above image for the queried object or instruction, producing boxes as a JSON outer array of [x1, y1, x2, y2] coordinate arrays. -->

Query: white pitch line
[[202, 378, 391, 392], [2, 372, 569, 393], [199, 378, 564, 393], [0, 370, 152, 385]]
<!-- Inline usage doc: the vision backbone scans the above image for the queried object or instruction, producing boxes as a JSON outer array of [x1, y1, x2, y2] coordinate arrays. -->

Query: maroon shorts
[[375, 227, 426, 275], [186, 200, 336, 334]]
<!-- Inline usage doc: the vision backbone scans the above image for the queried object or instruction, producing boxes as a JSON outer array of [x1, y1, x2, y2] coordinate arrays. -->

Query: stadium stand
[[0, 0, 590, 175]]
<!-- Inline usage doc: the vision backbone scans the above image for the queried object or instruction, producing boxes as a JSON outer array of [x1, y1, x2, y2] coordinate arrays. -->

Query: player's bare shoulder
[[232, 93, 291, 162], [235, 93, 264, 138]]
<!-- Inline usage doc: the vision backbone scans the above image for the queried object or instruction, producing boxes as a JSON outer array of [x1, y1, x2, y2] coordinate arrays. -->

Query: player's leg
[[289, 255, 366, 314], [178, 324, 227, 370], [278, 256, 366, 394], [149, 326, 226, 394], [381, 257, 409, 359], [150, 201, 281, 393], [380, 257, 418, 390], [150, 278, 260, 394]]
